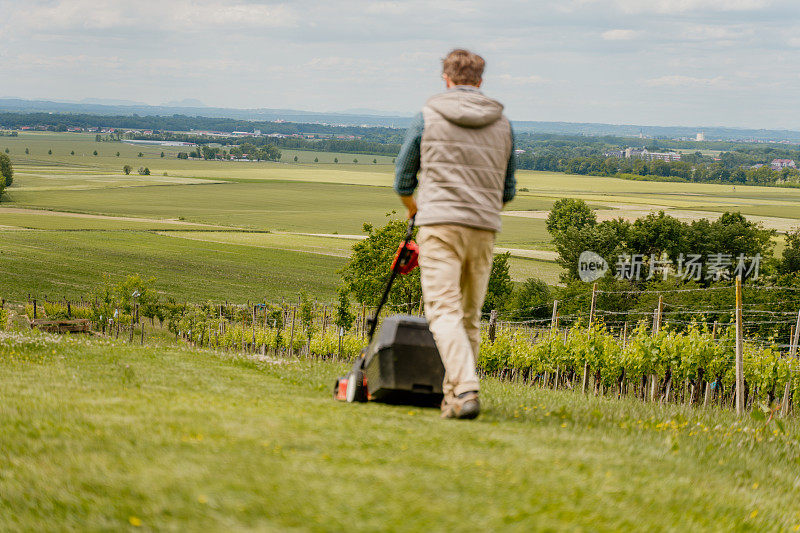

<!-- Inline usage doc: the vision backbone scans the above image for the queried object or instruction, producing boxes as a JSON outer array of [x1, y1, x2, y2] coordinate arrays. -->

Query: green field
[[1, 131, 799, 303], [2, 329, 799, 531], [0, 230, 346, 302]]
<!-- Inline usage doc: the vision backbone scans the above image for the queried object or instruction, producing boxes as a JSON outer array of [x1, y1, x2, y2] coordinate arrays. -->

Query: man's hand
[[400, 195, 417, 219]]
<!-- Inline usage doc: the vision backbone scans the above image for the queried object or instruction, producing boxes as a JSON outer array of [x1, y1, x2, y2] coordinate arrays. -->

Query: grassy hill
[[1, 328, 798, 530]]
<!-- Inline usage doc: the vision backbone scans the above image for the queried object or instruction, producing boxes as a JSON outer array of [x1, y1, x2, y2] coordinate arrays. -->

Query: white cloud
[[497, 74, 549, 85], [0, 0, 297, 37], [601, 29, 642, 41], [643, 75, 727, 88], [615, 0, 771, 14], [682, 24, 754, 41]]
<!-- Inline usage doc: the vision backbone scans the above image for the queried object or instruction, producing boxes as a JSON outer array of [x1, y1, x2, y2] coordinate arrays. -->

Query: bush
[[0, 152, 13, 187]]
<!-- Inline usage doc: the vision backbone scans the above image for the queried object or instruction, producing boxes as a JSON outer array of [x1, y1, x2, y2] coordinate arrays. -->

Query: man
[[394, 49, 516, 419]]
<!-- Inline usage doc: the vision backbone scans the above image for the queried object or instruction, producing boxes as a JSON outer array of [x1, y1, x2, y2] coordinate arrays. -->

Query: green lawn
[[2, 329, 799, 530]]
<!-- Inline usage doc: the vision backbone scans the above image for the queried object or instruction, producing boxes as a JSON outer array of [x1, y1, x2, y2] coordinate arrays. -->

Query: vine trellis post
[[582, 283, 598, 394], [781, 308, 800, 416], [735, 276, 745, 415]]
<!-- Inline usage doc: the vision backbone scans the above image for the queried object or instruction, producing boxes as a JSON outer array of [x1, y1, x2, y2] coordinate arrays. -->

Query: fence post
[[653, 295, 663, 336], [360, 305, 366, 338], [550, 300, 559, 336], [781, 308, 800, 416], [622, 322, 628, 350], [582, 283, 598, 394], [735, 276, 745, 415], [489, 310, 498, 343], [289, 307, 296, 356], [33, 299, 37, 320], [141, 323, 145, 345]]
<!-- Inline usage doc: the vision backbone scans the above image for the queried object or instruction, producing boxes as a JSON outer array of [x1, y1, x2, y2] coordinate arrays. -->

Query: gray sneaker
[[441, 391, 480, 420]]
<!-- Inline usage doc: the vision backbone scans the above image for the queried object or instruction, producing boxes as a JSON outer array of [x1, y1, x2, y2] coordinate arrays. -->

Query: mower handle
[[366, 215, 416, 341]]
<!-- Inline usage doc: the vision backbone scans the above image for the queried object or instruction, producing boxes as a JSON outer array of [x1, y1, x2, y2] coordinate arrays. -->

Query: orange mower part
[[391, 241, 419, 275]]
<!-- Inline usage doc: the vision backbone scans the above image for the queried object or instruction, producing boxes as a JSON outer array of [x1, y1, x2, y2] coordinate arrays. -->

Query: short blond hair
[[442, 49, 485, 86]]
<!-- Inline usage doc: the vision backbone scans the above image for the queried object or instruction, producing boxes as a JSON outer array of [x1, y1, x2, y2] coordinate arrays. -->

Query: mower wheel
[[346, 369, 366, 402]]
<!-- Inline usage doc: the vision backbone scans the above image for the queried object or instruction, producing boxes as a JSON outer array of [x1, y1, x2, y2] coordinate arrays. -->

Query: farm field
[[1, 132, 800, 303], [2, 330, 799, 531], [0, 230, 345, 302]]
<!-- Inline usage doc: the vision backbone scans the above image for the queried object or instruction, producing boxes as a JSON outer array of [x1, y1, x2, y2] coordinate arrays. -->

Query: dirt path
[[0, 207, 223, 228]]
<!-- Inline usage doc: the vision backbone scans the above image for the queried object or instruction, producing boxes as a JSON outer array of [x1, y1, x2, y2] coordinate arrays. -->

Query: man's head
[[442, 49, 484, 88]]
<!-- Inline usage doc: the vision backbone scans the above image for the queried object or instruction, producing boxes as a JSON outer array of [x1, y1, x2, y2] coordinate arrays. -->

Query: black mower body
[[363, 314, 444, 405]]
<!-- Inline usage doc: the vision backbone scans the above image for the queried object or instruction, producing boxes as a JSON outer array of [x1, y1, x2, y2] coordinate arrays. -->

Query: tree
[[70, 150, 75, 156], [482, 252, 513, 313], [201, 146, 219, 160], [48, 149, 52, 155], [546, 198, 596, 237], [93, 150, 98, 156], [293, 155, 298, 162], [138, 152, 143, 157], [627, 211, 686, 260], [177, 152, 189, 159], [341, 217, 421, 311], [779, 229, 800, 274], [373, 158, 377, 164], [138, 167, 150, 176], [160, 152, 165, 158], [353, 158, 358, 164], [4, 148, 8, 154], [314, 157, 319, 163], [0, 153, 13, 188], [334, 157, 338, 163], [553, 221, 627, 282], [116, 151, 120, 157], [25, 148, 29, 155], [123, 165, 132, 175], [334, 287, 356, 332], [507, 278, 551, 320]]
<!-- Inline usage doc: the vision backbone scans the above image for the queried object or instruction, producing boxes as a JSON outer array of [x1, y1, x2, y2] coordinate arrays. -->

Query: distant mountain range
[[1, 97, 799, 143]]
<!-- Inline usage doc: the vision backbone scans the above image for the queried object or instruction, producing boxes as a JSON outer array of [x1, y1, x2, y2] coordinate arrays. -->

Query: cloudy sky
[[1, 0, 799, 129]]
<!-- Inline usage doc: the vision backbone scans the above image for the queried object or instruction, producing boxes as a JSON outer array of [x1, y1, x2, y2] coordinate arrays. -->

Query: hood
[[426, 89, 504, 128]]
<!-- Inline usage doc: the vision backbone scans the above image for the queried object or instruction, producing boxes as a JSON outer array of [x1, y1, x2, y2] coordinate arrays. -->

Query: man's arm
[[503, 127, 516, 205], [394, 112, 424, 218]]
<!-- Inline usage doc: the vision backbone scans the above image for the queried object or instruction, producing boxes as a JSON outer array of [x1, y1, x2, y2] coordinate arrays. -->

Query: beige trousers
[[417, 224, 495, 400]]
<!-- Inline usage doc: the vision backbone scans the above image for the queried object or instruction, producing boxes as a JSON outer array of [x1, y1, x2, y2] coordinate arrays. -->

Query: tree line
[[336, 210, 800, 342], [0, 112, 405, 144], [517, 152, 800, 186], [128, 131, 400, 157]]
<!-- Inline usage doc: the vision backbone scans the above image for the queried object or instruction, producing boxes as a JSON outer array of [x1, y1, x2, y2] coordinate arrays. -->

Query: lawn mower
[[333, 217, 445, 406]]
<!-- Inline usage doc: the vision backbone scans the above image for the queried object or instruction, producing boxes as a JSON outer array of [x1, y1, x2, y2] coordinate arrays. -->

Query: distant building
[[623, 148, 681, 162], [771, 158, 796, 170], [696, 132, 705, 142]]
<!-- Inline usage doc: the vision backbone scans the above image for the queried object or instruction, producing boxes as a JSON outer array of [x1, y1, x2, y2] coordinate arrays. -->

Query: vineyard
[[7, 275, 800, 418]]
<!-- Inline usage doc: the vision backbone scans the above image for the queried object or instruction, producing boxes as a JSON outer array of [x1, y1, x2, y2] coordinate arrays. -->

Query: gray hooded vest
[[416, 89, 512, 232]]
